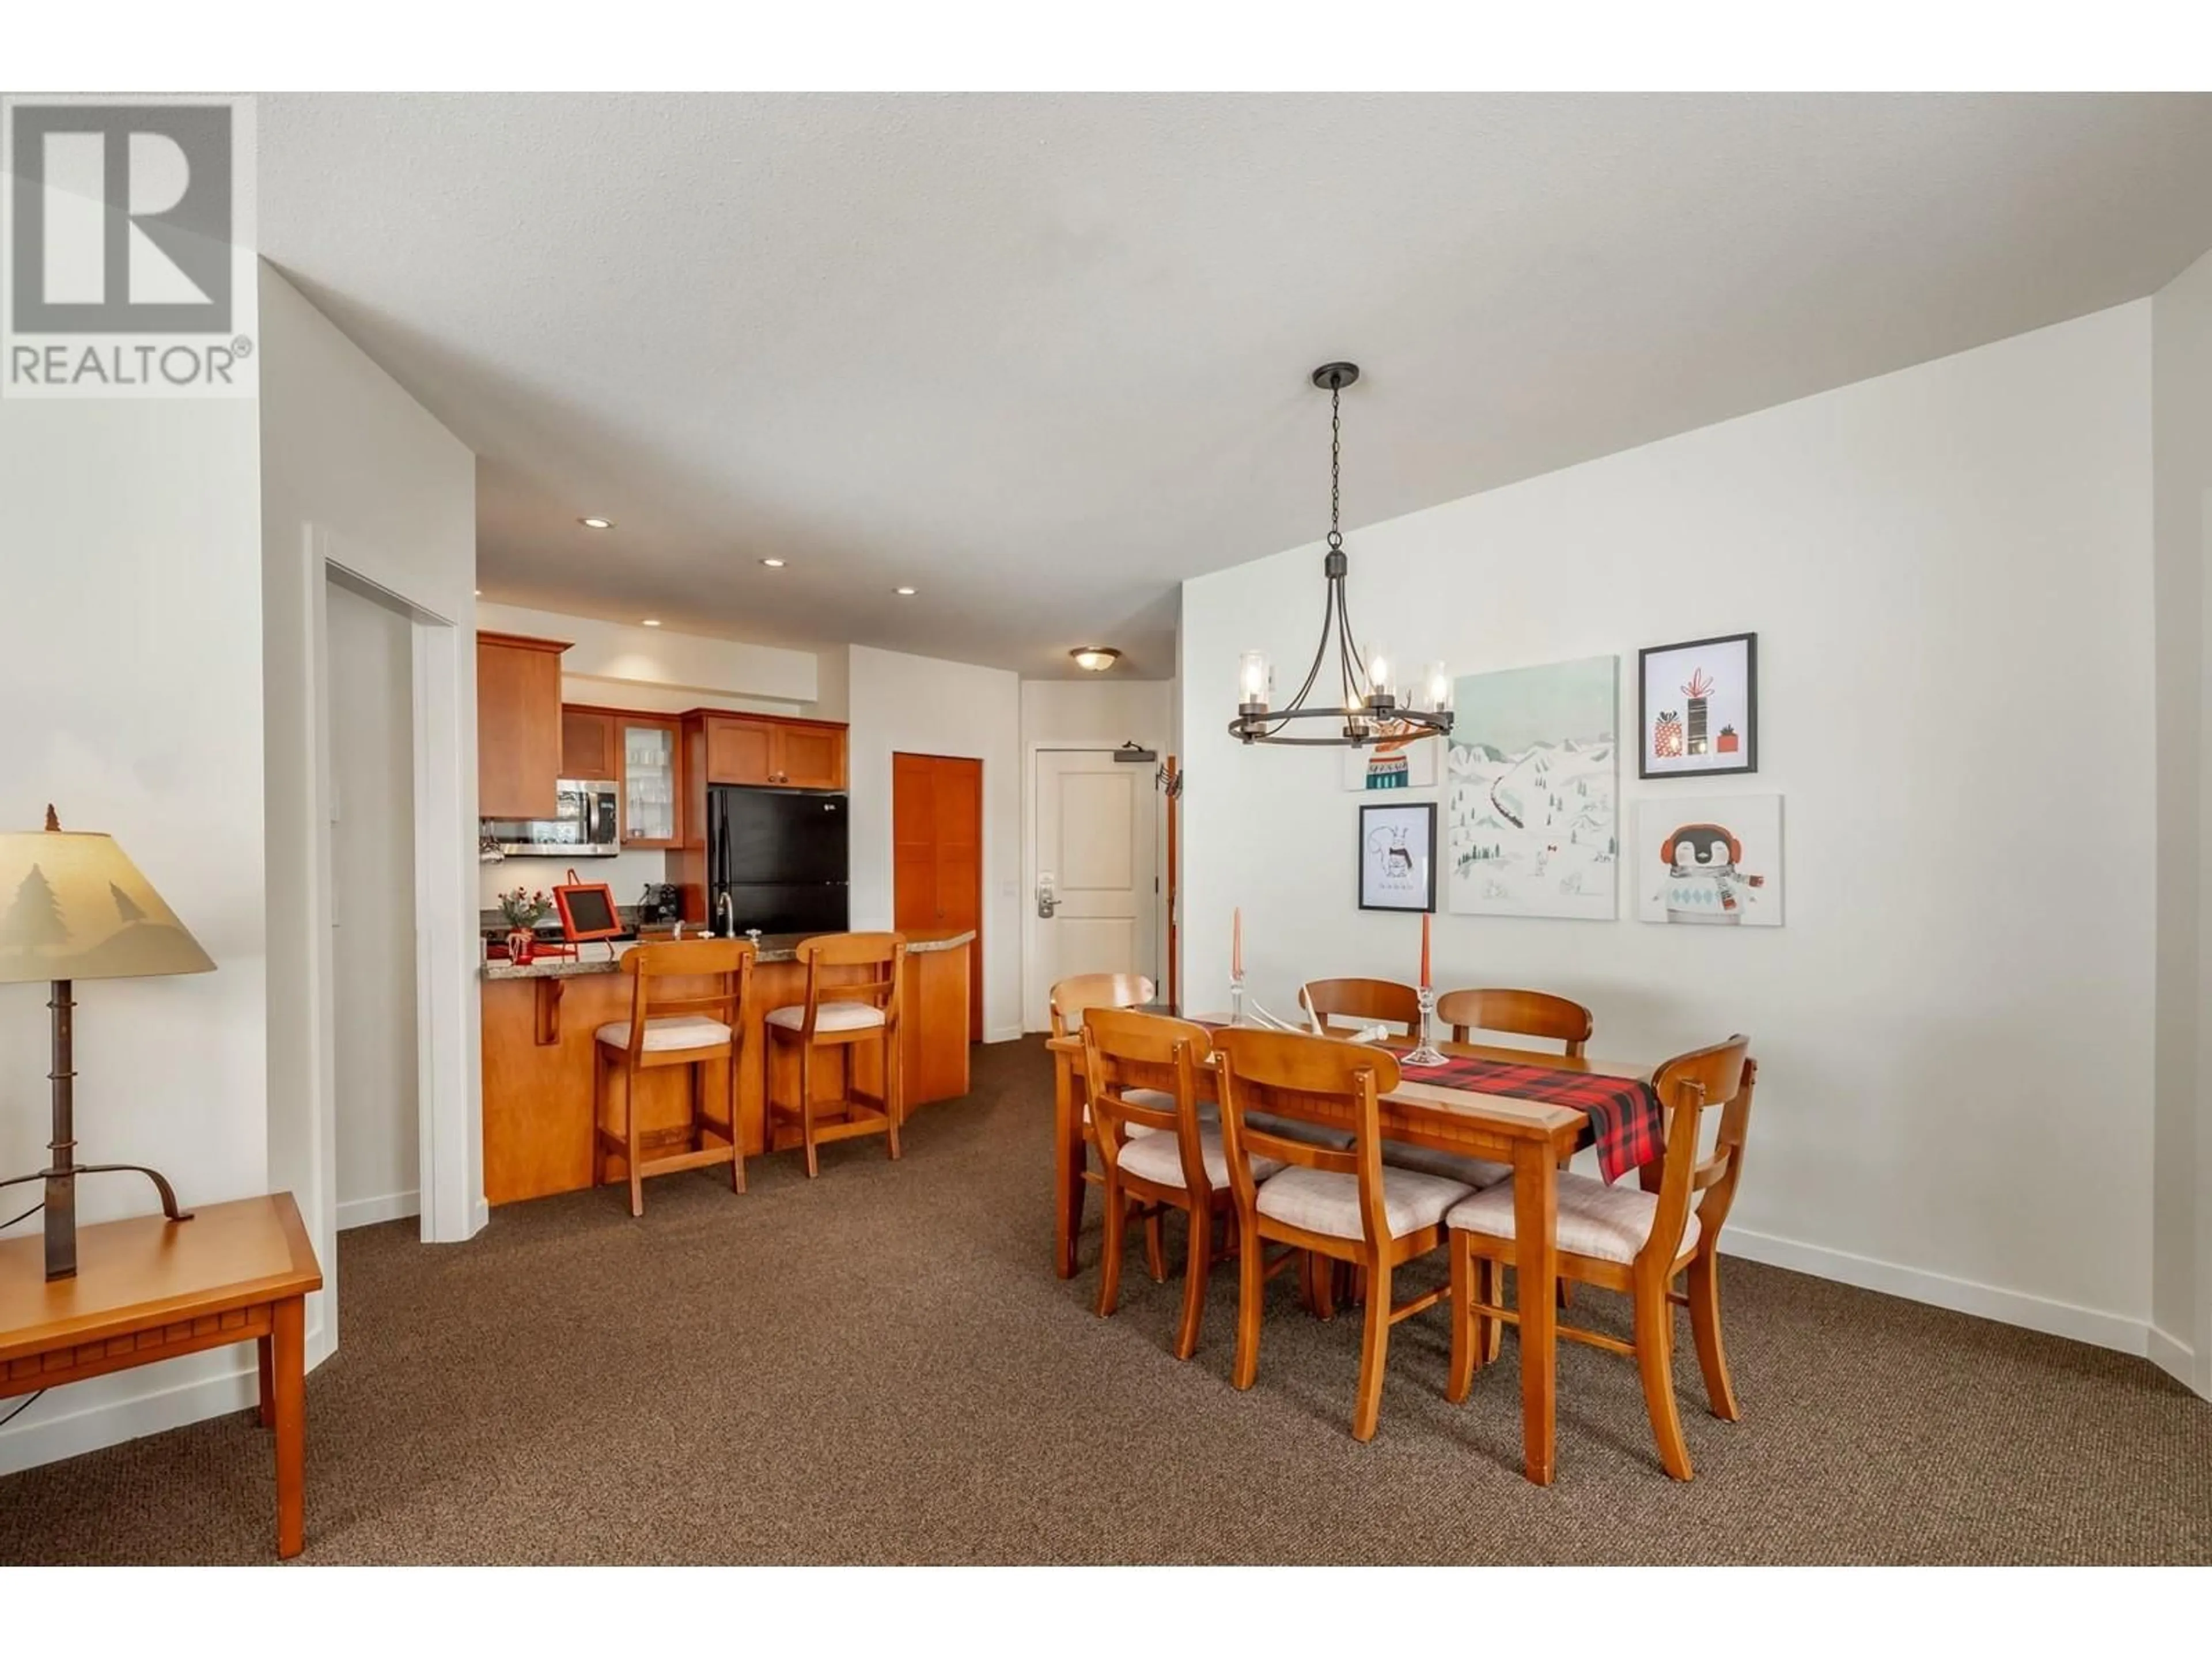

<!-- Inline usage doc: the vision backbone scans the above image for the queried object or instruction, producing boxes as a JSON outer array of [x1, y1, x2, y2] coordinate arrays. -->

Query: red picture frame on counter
[[552, 878, 624, 942]]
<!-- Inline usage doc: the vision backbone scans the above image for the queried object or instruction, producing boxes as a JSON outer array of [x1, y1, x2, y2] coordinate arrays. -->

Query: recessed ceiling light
[[473, 588, 482, 597], [761, 558, 786, 569], [895, 586, 917, 597], [641, 619, 661, 628], [578, 516, 613, 530], [1070, 646, 1122, 672]]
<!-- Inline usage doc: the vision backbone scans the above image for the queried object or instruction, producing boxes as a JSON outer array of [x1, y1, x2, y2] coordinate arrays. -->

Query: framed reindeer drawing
[[1358, 801, 1437, 913]]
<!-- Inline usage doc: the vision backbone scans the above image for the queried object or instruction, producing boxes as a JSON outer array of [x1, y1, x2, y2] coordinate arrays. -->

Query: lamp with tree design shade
[[0, 806, 214, 1280]]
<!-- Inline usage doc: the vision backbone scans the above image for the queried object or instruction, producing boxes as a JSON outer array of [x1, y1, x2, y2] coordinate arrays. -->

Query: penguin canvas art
[[1635, 795, 1783, 927]]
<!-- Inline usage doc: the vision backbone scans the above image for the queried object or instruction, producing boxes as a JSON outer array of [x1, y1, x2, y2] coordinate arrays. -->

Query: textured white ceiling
[[258, 93, 2212, 679]]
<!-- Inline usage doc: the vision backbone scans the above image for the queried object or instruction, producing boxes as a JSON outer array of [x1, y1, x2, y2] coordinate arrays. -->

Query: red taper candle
[[1419, 910, 1431, 989], [1232, 906, 1243, 979]]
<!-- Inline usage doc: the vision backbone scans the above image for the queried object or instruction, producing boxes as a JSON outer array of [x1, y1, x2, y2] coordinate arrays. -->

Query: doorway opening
[[891, 752, 984, 1041]]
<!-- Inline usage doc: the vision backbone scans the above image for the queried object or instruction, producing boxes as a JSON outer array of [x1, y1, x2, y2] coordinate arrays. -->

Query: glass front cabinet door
[[620, 717, 681, 848]]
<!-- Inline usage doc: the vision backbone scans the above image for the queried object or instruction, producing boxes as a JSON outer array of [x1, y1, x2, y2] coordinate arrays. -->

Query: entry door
[[892, 752, 984, 1041], [1029, 750, 1158, 1028]]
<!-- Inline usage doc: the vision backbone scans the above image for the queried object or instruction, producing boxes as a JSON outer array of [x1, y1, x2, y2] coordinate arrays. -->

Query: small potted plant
[[498, 887, 551, 965]]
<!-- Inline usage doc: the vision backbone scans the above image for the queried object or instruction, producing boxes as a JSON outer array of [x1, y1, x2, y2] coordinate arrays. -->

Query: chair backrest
[[791, 931, 906, 1033], [1213, 1027, 1403, 1248], [1639, 1035, 1756, 1268], [619, 938, 755, 1059], [1434, 987, 1593, 1055], [1048, 972, 1156, 1039], [1080, 1007, 1214, 1193], [1298, 977, 1421, 1036]]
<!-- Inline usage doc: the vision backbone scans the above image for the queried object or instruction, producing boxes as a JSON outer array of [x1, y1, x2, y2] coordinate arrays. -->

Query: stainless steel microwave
[[484, 779, 619, 858]]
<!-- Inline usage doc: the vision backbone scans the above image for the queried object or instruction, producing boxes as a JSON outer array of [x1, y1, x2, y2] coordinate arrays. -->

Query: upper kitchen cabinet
[[619, 715, 682, 847], [478, 631, 570, 819], [696, 713, 848, 790], [560, 707, 618, 781]]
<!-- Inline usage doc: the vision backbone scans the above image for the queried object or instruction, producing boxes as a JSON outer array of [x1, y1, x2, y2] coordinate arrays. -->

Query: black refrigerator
[[707, 787, 850, 935]]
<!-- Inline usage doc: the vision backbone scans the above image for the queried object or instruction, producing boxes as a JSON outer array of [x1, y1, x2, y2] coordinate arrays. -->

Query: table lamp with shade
[[0, 806, 213, 1281]]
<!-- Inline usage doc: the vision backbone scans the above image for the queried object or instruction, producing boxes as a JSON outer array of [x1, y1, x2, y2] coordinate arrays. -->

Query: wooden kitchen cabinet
[[478, 631, 570, 819], [700, 714, 847, 790], [619, 715, 682, 847], [560, 707, 617, 781]]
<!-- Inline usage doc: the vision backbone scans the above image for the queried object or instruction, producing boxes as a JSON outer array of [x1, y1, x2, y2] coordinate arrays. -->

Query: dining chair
[[1050, 974, 1173, 1279], [764, 932, 907, 1178], [1083, 1007, 1268, 1360], [1214, 1027, 1476, 1442], [1385, 988, 1596, 1192], [1442, 1035, 1757, 1480], [592, 938, 754, 1216], [1298, 977, 1421, 1037], [1435, 988, 1593, 1055]]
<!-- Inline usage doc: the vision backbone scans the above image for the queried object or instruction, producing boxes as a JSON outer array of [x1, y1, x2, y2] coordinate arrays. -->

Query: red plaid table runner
[[1396, 1052, 1661, 1183]]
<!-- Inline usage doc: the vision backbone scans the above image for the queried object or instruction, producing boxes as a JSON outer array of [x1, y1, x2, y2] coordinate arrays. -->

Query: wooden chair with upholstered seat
[[593, 938, 755, 1217], [1050, 974, 1172, 1279], [1083, 1007, 1262, 1359], [764, 932, 907, 1178], [1213, 1027, 1476, 1442], [1436, 987, 1593, 1055], [1298, 977, 1420, 1039], [1443, 1035, 1757, 1480]]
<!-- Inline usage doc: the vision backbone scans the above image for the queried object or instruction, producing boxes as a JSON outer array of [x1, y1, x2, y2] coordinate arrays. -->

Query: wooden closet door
[[892, 753, 984, 1043]]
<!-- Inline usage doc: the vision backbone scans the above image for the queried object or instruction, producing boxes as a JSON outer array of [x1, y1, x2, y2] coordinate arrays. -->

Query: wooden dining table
[[1045, 1021, 1659, 1486]]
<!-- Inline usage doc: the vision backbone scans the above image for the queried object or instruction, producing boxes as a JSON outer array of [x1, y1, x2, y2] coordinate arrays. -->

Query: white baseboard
[[983, 1025, 1025, 1045], [0, 1359, 255, 1478], [336, 1189, 420, 1231], [2146, 1324, 2196, 1385], [1721, 1226, 2149, 1358]]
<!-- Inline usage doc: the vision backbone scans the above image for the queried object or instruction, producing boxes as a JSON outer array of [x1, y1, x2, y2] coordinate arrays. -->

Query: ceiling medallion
[[1228, 363, 1454, 748]]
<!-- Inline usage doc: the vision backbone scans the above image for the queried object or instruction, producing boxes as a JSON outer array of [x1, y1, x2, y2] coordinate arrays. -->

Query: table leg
[[1053, 1046, 1085, 1279], [1513, 1139, 1559, 1486], [272, 1296, 306, 1558], [256, 1332, 274, 1428]]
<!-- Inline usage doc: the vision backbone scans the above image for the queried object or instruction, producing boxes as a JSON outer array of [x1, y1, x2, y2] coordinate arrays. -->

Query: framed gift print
[[1639, 632, 1758, 778], [1358, 801, 1437, 913]]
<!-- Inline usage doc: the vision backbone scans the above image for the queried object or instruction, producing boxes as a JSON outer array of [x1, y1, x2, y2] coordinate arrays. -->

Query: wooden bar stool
[[593, 939, 755, 1217], [766, 931, 907, 1178]]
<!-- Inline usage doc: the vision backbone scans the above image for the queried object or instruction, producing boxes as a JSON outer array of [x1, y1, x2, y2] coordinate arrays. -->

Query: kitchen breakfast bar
[[480, 929, 975, 1205]]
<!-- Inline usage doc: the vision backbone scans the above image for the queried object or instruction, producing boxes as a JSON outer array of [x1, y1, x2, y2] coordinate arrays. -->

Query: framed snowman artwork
[[1358, 802, 1437, 913], [1638, 632, 1757, 778]]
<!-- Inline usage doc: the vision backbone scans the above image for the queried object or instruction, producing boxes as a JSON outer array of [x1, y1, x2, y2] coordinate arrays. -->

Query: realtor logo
[[2, 94, 257, 398]]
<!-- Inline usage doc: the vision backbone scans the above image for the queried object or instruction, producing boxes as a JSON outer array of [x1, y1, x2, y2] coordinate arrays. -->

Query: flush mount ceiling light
[[760, 558, 786, 568], [641, 619, 661, 627], [1228, 363, 1455, 748], [895, 586, 917, 596], [1070, 647, 1122, 672], [578, 516, 613, 530]]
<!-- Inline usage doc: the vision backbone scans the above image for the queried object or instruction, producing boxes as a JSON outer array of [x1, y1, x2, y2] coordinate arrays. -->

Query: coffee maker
[[636, 882, 683, 926]]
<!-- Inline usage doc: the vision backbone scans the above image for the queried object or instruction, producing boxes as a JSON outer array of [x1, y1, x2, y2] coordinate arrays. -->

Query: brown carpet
[[3, 1036, 2208, 1565]]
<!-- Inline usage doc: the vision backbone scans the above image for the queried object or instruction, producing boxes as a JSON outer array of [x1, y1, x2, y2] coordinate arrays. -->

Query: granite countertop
[[482, 928, 975, 981]]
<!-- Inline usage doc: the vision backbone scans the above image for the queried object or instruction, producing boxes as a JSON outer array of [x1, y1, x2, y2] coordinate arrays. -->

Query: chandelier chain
[[1327, 382, 1343, 552]]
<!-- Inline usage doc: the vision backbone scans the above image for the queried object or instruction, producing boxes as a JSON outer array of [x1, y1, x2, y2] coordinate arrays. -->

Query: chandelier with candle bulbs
[[1228, 363, 1454, 747]]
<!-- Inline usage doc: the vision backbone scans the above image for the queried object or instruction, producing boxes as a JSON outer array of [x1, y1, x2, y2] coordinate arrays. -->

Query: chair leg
[[1351, 1258, 1392, 1442], [1232, 1209, 1264, 1391], [1143, 1209, 1168, 1283], [884, 1027, 903, 1161], [1686, 1251, 1740, 1421], [624, 1065, 645, 1219], [800, 1044, 819, 1179], [1096, 1173, 1125, 1319], [1446, 1230, 1476, 1404], [1634, 1276, 1694, 1480], [728, 1048, 746, 1195], [1312, 1251, 1338, 1321], [1480, 1257, 1504, 1366], [1173, 1203, 1211, 1361], [592, 1050, 607, 1189]]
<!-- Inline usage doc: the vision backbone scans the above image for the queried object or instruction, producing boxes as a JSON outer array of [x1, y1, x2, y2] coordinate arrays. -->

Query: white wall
[[1019, 678, 1174, 1028], [847, 645, 1022, 1041], [1181, 302, 2159, 1354], [260, 264, 479, 1315], [474, 601, 822, 713], [2152, 245, 2212, 1392], [0, 397, 268, 1475], [328, 579, 422, 1230]]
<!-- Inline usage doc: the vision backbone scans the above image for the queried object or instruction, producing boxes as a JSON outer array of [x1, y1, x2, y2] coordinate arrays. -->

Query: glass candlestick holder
[[1402, 984, 1449, 1067], [1229, 975, 1246, 1028]]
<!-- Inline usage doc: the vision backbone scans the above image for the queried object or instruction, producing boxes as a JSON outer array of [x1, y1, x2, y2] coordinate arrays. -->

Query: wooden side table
[[0, 1192, 324, 1558]]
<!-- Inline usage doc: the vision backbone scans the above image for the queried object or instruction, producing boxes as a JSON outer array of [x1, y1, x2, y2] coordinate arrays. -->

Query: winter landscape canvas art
[[1636, 794, 1783, 926], [1446, 656, 1619, 921]]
